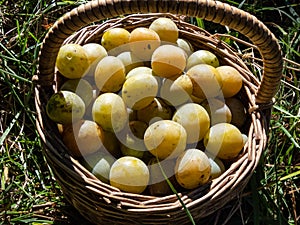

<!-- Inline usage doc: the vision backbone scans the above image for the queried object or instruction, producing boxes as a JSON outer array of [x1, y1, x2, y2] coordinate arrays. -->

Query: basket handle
[[37, 0, 283, 105]]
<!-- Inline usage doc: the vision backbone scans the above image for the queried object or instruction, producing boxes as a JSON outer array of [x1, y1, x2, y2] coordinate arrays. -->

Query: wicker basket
[[34, 0, 283, 224]]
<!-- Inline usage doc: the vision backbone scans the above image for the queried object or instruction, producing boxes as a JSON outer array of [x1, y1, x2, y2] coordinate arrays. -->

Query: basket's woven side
[[37, 0, 282, 104]]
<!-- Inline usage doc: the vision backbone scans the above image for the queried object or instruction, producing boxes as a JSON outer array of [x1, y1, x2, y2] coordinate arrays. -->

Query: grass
[[0, 0, 299, 224]]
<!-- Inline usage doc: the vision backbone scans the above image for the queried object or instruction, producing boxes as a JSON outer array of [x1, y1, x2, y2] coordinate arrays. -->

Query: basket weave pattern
[[34, 0, 283, 224]]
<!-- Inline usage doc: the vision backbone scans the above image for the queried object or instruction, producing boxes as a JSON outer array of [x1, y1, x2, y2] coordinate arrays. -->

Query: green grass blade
[[276, 122, 300, 149], [0, 112, 21, 146], [280, 169, 300, 181], [273, 105, 300, 119], [196, 18, 205, 29], [156, 159, 196, 225]]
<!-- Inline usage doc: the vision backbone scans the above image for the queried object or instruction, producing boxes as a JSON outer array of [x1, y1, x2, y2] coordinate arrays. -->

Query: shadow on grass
[[50, 195, 277, 225], [50, 201, 94, 225]]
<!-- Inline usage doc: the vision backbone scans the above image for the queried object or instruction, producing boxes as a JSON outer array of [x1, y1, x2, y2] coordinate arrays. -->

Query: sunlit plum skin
[[160, 74, 193, 106], [92, 93, 128, 133], [217, 65, 243, 98], [204, 123, 245, 160], [186, 64, 223, 99], [201, 98, 232, 126], [46, 90, 85, 125], [205, 152, 226, 180], [242, 134, 248, 146], [117, 51, 144, 74], [92, 154, 115, 184], [176, 38, 194, 57], [175, 149, 211, 189], [80, 150, 107, 171], [62, 119, 104, 157], [126, 66, 153, 80], [208, 157, 225, 180], [144, 120, 187, 160], [60, 79, 93, 107], [94, 56, 126, 93], [82, 43, 108, 77], [101, 27, 131, 54], [129, 27, 161, 61], [186, 49, 219, 71], [109, 156, 150, 194], [172, 103, 210, 144], [56, 44, 90, 79], [149, 17, 179, 43], [121, 73, 159, 110], [151, 45, 186, 79]]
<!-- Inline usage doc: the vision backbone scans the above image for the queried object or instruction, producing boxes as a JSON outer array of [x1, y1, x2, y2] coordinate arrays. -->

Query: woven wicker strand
[[34, 0, 283, 224]]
